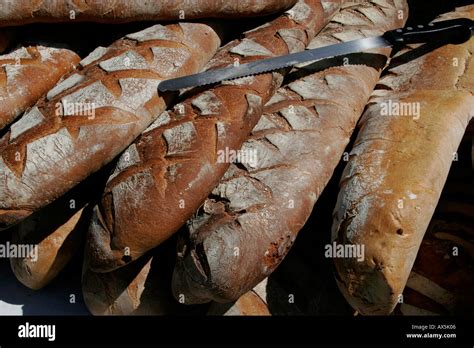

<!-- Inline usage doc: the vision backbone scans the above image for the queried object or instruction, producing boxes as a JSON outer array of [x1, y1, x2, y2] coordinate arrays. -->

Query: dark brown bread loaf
[[0, 23, 221, 230], [82, 238, 209, 315], [0, 46, 80, 131], [0, 0, 297, 26], [82, 253, 165, 315], [86, 0, 342, 273], [9, 167, 110, 290], [11, 207, 89, 290], [84, 239, 268, 315], [171, 0, 408, 304], [332, 6, 474, 315]]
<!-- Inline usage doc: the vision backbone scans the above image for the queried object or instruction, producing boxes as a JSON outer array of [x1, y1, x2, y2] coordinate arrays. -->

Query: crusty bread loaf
[[83, 253, 159, 315], [9, 166, 111, 290], [86, 0, 342, 273], [82, 238, 208, 315], [11, 207, 89, 290], [171, 0, 408, 304], [332, 5, 474, 315], [0, 0, 297, 26], [84, 244, 270, 316], [0, 23, 221, 230], [0, 46, 80, 131]]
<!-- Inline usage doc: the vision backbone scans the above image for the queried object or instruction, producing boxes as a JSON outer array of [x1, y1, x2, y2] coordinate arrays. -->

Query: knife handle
[[383, 18, 473, 45]]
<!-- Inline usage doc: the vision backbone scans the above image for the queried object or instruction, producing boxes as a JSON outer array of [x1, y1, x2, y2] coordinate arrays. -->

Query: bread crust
[[332, 5, 474, 315], [86, 0, 342, 273], [0, 46, 80, 131], [0, 22, 221, 230], [171, 0, 408, 304], [0, 0, 297, 26]]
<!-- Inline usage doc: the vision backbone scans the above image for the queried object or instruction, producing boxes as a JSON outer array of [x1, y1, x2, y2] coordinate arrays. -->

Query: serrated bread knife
[[158, 18, 474, 92]]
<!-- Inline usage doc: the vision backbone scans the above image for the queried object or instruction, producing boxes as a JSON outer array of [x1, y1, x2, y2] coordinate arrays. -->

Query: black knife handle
[[383, 18, 474, 45]]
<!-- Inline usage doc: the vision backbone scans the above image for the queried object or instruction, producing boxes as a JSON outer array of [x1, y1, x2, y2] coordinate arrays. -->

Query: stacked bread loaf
[[0, 22, 222, 229], [0, 0, 471, 317], [9, 167, 110, 290], [332, 5, 474, 315], [0, 0, 297, 25], [82, 0, 343, 314], [0, 46, 80, 131], [84, 0, 341, 275], [172, 0, 408, 304]]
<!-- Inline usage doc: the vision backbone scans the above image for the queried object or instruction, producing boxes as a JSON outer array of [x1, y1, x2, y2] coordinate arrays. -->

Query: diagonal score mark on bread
[[170, 0, 409, 304], [0, 23, 222, 229], [84, 0, 343, 273]]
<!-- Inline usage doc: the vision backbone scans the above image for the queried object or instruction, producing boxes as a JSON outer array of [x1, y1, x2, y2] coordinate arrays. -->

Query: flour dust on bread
[[332, 5, 474, 315], [0, 22, 221, 230], [171, 0, 409, 304], [85, 0, 343, 273], [0, 46, 80, 131]]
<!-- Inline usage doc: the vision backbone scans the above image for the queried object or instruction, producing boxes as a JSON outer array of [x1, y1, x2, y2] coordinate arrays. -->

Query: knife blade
[[158, 18, 474, 92]]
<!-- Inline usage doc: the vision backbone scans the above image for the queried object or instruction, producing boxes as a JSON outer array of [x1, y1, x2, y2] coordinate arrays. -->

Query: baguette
[[0, 23, 221, 230], [0, 0, 297, 26], [82, 239, 208, 315], [0, 45, 80, 131], [9, 166, 110, 290], [11, 207, 89, 290], [86, 0, 342, 273], [331, 5, 474, 315], [171, 0, 408, 304]]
